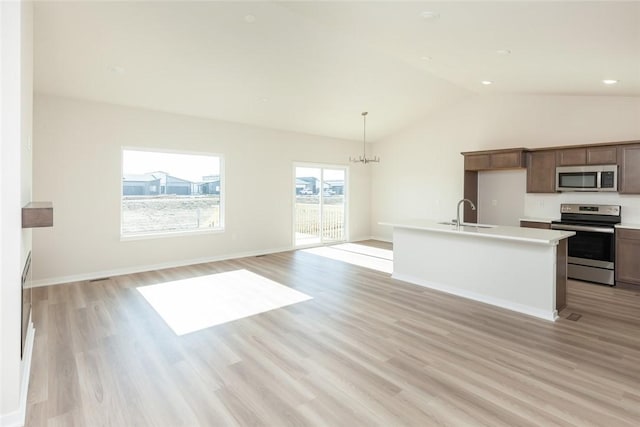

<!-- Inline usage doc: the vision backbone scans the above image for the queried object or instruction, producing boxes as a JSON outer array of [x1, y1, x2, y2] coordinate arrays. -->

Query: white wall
[[1, 0, 33, 425], [478, 169, 526, 227], [524, 192, 640, 223], [371, 94, 640, 240], [32, 95, 371, 284]]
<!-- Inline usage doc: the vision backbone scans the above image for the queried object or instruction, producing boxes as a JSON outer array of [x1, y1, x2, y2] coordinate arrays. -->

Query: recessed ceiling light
[[108, 66, 125, 75], [244, 14, 256, 23], [481, 80, 493, 85], [420, 56, 432, 61], [259, 97, 269, 102], [496, 49, 511, 55], [602, 79, 619, 85], [421, 11, 440, 20]]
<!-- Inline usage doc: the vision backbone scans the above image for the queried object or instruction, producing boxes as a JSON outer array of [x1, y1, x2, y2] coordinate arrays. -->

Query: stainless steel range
[[551, 204, 621, 286]]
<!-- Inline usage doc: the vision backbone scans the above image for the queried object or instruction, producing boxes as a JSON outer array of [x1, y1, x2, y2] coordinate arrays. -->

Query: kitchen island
[[379, 220, 575, 321]]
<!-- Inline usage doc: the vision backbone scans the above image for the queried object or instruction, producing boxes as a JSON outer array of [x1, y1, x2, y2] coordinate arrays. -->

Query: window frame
[[120, 146, 225, 241]]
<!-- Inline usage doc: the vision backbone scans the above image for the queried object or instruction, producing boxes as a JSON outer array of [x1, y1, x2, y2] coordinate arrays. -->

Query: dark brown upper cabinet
[[464, 154, 490, 171], [618, 144, 640, 194], [526, 151, 557, 193], [587, 146, 617, 164], [556, 148, 586, 166], [463, 140, 638, 195], [462, 149, 525, 171], [556, 146, 617, 166]]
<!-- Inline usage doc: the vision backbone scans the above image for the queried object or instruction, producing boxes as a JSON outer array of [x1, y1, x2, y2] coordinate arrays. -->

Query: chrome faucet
[[456, 199, 477, 229]]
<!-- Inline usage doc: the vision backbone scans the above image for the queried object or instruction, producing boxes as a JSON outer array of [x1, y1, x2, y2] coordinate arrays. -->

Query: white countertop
[[379, 219, 575, 245], [519, 217, 557, 224], [616, 223, 640, 230]]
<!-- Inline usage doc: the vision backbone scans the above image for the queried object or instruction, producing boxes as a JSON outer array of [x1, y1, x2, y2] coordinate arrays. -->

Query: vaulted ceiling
[[34, 1, 640, 142]]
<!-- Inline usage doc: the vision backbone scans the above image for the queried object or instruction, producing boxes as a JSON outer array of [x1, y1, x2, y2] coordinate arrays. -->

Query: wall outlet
[[491, 199, 498, 206]]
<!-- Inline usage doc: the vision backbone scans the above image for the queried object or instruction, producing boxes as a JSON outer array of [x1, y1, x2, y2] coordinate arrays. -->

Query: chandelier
[[349, 112, 380, 164]]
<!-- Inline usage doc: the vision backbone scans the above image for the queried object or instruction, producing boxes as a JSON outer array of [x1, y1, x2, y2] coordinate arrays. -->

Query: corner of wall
[[1, 0, 34, 423]]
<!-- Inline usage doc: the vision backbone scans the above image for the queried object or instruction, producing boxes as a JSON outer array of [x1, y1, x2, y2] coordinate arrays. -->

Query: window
[[294, 165, 347, 247], [121, 148, 223, 237]]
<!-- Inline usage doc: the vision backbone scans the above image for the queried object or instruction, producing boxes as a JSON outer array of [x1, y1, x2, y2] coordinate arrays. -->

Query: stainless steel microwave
[[555, 165, 617, 192]]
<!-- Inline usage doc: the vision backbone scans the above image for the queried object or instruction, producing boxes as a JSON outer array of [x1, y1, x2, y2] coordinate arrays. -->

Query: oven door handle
[[551, 224, 614, 234]]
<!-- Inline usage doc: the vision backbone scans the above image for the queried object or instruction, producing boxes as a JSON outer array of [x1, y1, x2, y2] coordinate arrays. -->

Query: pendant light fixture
[[349, 112, 380, 164]]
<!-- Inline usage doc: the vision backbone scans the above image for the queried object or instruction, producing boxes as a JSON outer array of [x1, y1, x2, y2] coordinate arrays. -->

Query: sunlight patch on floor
[[137, 269, 312, 335], [302, 243, 393, 274]]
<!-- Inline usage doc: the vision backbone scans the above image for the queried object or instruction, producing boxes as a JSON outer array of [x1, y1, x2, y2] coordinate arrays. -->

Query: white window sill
[[120, 227, 225, 242]]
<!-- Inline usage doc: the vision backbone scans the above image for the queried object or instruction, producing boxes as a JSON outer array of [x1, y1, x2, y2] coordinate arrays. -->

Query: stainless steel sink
[[438, 221, 495, 229], [468, 223, 496, 229]]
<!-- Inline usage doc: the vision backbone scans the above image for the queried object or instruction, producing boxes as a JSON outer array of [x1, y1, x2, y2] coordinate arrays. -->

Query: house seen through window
[[294, 166, 346, 247], [121, 148, 223, 237]]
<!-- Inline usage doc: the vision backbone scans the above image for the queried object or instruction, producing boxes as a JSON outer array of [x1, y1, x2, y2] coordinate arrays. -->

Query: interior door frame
[[292, 162, 349, 249]]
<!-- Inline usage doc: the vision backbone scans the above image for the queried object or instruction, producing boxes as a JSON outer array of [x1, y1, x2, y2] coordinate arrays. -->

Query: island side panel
[[556, 238, 567, 312], [392, 227, 558, 321]]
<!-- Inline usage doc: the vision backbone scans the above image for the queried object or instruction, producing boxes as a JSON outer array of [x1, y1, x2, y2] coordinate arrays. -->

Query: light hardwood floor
[[25, 241, 640, 426]]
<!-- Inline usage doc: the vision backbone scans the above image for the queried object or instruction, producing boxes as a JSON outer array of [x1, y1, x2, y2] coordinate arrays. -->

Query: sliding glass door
[[294, 165, 347, 247]]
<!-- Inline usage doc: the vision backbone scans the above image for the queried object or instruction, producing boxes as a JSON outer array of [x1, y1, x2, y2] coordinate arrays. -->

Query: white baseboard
[[369, 235, 392, 243], [392, 272, 558, 322], [30, 246, 292, 288], [0, 318, 35, 427], [348, 235, 392, 244], [349, 235, 377, 243]]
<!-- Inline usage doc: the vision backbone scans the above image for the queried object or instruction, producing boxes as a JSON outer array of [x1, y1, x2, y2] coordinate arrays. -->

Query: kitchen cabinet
[[556, 146, 617, 166], [490, 151, 525, 169], [587, 146, 617, 164], [463, 149, 525, 171], [461, 149, 525, 223], [556, 148, 586, 166], [464, 154, 490, 171], [526, 150, 556, 193], [618, 144, 640, 194], [520, 221, 551, 230], [462, 148, 526, 222], [616, 228, 640, 287], [463, 141, 637, 195]]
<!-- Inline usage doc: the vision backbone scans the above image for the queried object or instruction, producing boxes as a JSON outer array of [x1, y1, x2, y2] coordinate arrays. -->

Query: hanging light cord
[[350, 111, 379, 164], [362, 112, 367, 159], [362, 111, 368, 159]]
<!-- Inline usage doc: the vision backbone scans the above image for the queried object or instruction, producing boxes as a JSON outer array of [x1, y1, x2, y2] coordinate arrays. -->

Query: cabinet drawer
[[617, 228, 640, 241], [520, 221, 551, 230]]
